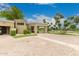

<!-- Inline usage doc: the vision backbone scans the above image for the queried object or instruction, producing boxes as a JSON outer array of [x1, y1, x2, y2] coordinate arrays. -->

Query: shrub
[[23, 29, 31, 35], [10, 30, 16, 36], [69, 24, 76, 31], [60, 31, 66, 34]]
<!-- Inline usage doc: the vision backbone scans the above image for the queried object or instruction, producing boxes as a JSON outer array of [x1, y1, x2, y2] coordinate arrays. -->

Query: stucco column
[[7, 28, 9, 34], [10, 25, 14, 31], [10, 24, 16, 34], [34, 24, 37, 34], [44, 26, 47, 33]]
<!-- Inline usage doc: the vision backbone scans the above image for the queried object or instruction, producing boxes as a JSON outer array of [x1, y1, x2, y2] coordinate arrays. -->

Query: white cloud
[[0, 3, 5, 6], [33, 14, 51, 23], [0, 3, 10, 11], [26, 14, 52, 23], [76, 13, 79, 16], [0, 3, 10, 7], [50, 18, 56, 25], [50, 5, 57, 8], [34, 3, 57, 8], [0, 7, 2, 9], [35, 3, 54, 5], [33, 14, 51, 20], [27, 18, 35, 23], [24, 17, 36, 23], [35, 3, 51, 5], [5, 4, 10, 8]]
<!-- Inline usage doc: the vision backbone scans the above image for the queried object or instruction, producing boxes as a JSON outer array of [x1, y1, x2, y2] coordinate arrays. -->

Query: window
[[17, 23, 24, 25]]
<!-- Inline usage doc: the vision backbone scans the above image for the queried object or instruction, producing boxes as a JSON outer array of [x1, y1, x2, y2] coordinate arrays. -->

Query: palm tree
[[0, 6, 24, 20], [54, 13, 64, 30]]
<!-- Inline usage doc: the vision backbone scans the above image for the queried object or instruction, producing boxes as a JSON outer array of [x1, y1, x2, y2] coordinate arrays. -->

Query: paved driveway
[[38, 33, 79, 45], [38, 34, 79, 51], [0, 34, 79, 56]]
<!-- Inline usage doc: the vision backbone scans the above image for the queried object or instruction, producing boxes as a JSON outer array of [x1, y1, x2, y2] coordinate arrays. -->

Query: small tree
[[74, 16, 79, 25], [43, 19, 46, 23], [0, 6, 24, 20], [58, 23, 61, 30], [68, 16, 79, 28], [54, 13, 64, 30], [69, 24, 76, 31], [64, 20, 70, 31]]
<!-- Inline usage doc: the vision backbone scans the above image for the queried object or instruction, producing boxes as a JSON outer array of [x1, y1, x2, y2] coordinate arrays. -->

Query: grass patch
[[13, 33, 37, 38], [48, 30, 79, 36], [48, 30, 66, 34]]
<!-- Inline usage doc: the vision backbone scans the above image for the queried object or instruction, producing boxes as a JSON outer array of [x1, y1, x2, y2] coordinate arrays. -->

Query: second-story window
[[17, 23, 24, 25]]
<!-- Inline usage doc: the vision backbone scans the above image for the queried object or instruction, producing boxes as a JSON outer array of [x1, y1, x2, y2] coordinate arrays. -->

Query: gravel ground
[[0, 34, 79, 56]]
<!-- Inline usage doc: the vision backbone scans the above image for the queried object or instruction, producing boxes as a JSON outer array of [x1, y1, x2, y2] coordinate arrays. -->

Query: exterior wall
[[15, 20, 27, 34], [0, 21, 14, 34], [0, 20, 27, 34], [17, 25, 26, 34], [28, 23, 48, 34], [0, 19, 48, 34], [44, 26, 48, 33], [0, 21, 14, 28]]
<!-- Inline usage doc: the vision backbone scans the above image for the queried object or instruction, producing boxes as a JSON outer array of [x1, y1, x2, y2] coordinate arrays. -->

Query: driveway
[[0, 34, 79, 56], [38, 33, 79, 45], [38, 34, 79, 51]]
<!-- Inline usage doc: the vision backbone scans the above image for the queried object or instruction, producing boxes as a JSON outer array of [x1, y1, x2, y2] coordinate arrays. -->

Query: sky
[[0, 3, 79, 22]]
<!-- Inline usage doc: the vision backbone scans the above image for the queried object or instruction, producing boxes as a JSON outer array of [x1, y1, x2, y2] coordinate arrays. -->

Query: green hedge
[[23, 29, 31, 35], [10, 30, 16, 36]]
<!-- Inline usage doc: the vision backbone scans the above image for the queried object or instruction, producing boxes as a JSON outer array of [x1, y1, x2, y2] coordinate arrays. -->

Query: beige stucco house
[[27, 22, 48, 34], [0, 18, 48, 35]]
